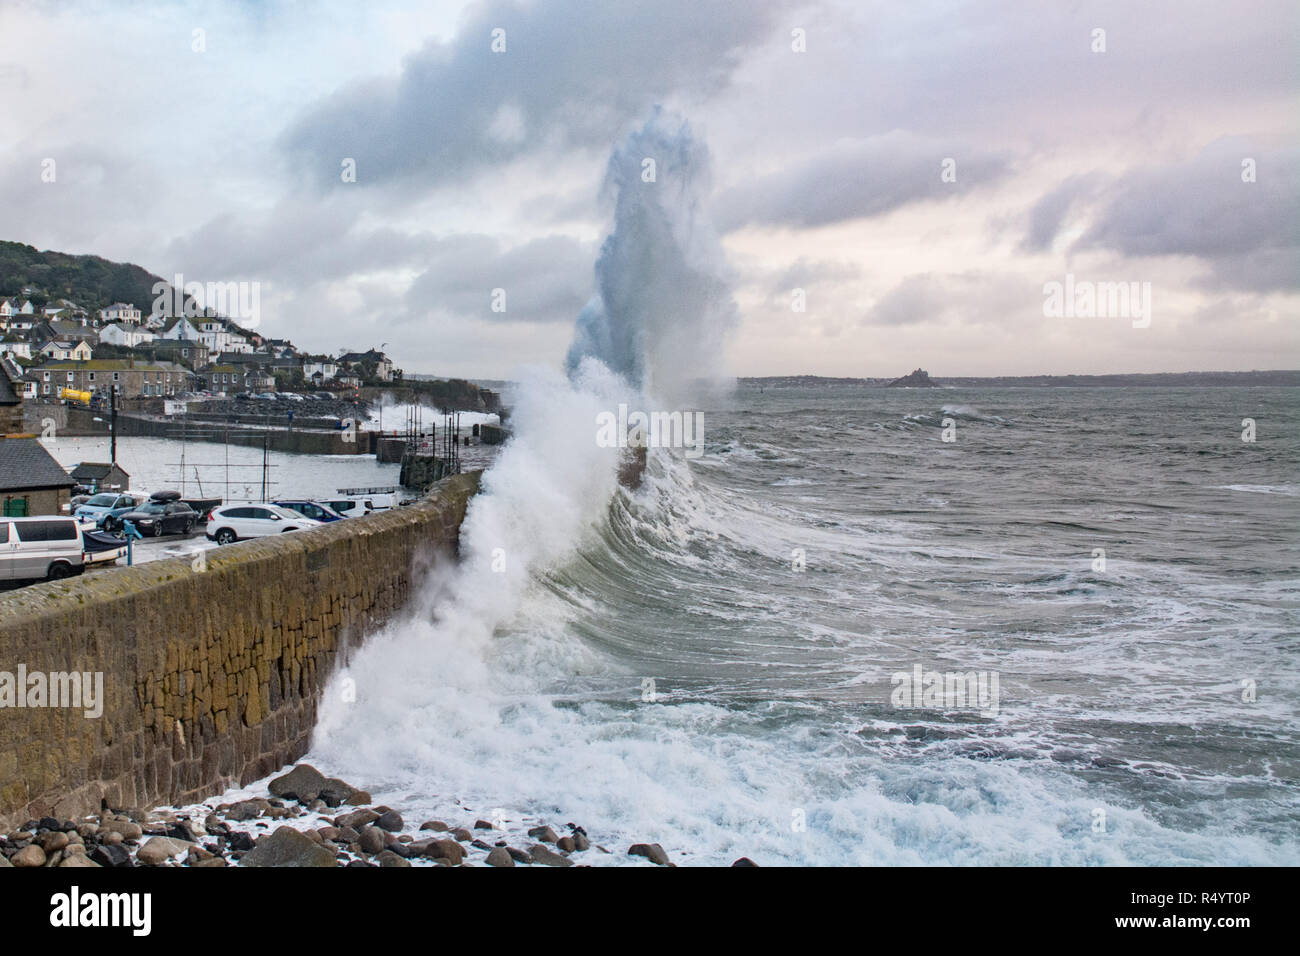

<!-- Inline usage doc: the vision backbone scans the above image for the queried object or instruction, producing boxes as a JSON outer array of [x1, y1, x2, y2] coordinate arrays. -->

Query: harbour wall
[[0, 470, 481, 828], [24, 403, 372, 455]]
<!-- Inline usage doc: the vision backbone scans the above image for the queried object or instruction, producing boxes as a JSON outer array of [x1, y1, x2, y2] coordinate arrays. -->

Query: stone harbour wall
[[0, 470, 481, 829]]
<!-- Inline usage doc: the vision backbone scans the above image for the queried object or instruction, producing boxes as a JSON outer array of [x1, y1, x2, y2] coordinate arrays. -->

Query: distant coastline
[[738, 370, 1300, 388]]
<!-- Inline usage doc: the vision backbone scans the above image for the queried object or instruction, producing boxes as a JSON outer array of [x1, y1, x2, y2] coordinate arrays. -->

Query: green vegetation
[[0, 240, 166, 314]]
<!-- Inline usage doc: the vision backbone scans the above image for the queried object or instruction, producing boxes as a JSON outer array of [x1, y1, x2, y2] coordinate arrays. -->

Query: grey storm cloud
[[1075, 140, 1300, 291], [282, 0, 783, 189], [864, 273, 957, 327], [864, 272, 1033, 328], [714, 133, 1013, 231], [1020, 173, 1106, 253], [403, 232, 594, 324]]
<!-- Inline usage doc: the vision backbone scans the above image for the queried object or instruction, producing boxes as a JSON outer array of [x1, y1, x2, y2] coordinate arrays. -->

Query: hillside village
[[0, 293, 396, 400]]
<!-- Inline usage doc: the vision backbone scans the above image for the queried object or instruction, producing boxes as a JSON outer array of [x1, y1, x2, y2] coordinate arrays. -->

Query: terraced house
[[28, 358, 190, 398]]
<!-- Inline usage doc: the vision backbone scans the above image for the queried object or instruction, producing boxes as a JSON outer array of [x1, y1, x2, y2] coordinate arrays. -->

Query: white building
[[303, 359, 339, 380], [99, 322, 156, 347], [159, 316, 202, 341], [40, 340, 93, 361], [196, 318, 251, 354], [1, 337, 32, 360], [100, 302, 142, 325]]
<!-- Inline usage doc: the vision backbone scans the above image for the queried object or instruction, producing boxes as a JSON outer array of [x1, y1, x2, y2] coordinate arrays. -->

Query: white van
[[0, 517, 86, 582]]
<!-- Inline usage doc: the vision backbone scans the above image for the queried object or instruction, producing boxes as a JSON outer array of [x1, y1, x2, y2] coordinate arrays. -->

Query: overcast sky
[[1, 0, 1296, 379]]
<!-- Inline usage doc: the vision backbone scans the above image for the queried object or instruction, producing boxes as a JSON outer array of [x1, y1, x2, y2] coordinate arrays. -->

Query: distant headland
[[741, 370, 1300, 388]]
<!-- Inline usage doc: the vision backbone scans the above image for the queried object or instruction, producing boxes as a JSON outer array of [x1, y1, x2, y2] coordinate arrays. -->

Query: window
[[88, 372, 95, 381], [0, 522, 9, 542], [42, 371, 49, 381], [113, 372, 119, 381], [66, 372, 73, 382], [14, 519, 76, 541]]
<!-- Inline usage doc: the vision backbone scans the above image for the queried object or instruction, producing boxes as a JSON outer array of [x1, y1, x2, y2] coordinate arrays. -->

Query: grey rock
[[358, 826, 386, 855], [225, 800, 267, 822], [528, 844, 574, 867], [527, 825, 558, 844], [485, 847, 515, 867], [241, 827, 337, 868], [12, 845, 46, 867], [628, 843, 670, 865], [375, 809, 404, 832], [556, 836, 576, 853], [424, 839, 465, 865], [137, 836, 192, 866], [376, 850, 410, 867], [335, 809, 379, 831], [731, 857, 759, 866], [90, 844, 132, 868], [451, 827, 473, 842], [572, 832, 590, 852], [268, 764, 328, 804], [101, 819, 143, 841], [419, 820, 449, 832], [59, 854, 101, 868], [506, 846, 532, 864]]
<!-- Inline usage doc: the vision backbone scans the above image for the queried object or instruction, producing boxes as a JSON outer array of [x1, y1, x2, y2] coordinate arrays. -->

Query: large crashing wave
[[311, 109, 737, 796]]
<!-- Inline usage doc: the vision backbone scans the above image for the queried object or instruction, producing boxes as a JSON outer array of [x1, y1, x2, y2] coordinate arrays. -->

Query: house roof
[[70, 461, 129, 480], [0, 363, 19, 406], [162, 316, 199, 333], [0, 437, 77, 491]]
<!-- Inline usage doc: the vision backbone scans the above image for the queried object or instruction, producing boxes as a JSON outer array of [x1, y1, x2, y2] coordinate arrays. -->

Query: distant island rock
[[885, 368, 937, 388]]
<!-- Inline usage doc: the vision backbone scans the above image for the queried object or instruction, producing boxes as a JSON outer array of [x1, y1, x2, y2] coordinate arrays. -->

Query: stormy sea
[[283, 112, 1299, 866]]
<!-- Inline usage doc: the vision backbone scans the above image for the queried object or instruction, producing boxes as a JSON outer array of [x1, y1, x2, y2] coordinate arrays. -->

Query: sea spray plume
[[566, 108, 738, 403], [310, 363, 630, 777]]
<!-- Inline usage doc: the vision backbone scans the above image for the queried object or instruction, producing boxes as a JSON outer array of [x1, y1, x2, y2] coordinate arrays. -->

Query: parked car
[[116, 499, 200, 537], [74, 492, 142, 528], [320, 498, 371, 518], [273, 500, 345, 522], [206, 505, 321, 544], [0, 517, 85, 581]]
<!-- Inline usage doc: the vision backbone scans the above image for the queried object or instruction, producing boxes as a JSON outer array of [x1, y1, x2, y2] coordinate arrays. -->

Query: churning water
[[306, 382, 1299, 866], [305, 110, 1299, 865]]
